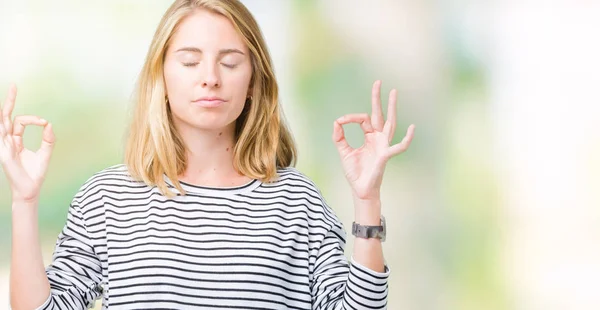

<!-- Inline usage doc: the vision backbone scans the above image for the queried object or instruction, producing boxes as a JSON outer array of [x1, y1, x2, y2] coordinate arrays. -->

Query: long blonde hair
[[124, 0, 297, 197]]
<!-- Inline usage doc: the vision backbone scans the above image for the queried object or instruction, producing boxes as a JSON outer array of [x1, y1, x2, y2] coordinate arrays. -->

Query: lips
[[192, 97, 226, 108], [194, 96, 225, 102]]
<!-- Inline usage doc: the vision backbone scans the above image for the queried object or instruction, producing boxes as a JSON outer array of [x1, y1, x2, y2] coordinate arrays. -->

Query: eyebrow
[[175, 47, 245, 56]]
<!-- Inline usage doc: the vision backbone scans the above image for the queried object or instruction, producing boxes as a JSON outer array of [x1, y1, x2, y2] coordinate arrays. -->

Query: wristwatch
[[351, 215, 386, 242]]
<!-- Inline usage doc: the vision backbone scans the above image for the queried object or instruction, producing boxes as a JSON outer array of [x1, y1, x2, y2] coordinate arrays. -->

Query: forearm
[[10, 201, 51, 310], [352, 198, 385, 273]]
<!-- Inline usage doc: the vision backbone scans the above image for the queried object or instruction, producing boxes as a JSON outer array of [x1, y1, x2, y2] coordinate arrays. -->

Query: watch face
[[379, 215, 386, 242]]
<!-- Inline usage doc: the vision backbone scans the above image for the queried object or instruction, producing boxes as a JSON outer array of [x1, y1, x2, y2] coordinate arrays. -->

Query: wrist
[[353, 198, 381, 225], [12, 199, 39, 212]]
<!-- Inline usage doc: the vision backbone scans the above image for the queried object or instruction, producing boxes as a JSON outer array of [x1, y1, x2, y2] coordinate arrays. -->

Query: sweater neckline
[[163, 175, 262, 196]]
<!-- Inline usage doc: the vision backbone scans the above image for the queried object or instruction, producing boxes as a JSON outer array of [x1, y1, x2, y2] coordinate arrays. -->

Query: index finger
[[336, 113, 374, 134], [12, 115, 48, 137]]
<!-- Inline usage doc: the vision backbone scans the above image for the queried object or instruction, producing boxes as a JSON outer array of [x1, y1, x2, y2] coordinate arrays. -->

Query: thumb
[[333, 119, 352, 158], [38, 122, 55, 162]]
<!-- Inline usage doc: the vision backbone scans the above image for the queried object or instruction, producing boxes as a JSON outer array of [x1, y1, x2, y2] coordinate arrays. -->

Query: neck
[[175, 121, 248, 187]]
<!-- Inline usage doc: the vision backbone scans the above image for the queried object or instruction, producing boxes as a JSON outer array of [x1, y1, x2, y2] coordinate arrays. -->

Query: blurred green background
[[2, 1, 600, 309]]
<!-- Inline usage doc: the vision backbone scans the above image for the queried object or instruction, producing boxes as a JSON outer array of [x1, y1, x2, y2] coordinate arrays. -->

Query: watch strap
[[351, 216, 386, 242]]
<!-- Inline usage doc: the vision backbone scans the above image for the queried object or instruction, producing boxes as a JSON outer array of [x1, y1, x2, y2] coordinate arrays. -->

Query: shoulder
[[272, 166, 323, 195], [71, 163, 146, 209], [272, 166, 342, 228]]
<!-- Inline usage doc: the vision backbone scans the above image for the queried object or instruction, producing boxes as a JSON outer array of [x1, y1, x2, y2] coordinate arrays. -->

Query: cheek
[[164, 61, 189, 94], [227, 67, 253, 94]]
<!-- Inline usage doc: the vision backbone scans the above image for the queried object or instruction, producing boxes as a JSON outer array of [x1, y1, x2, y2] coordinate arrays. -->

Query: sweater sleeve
[[33, 203, 103, 310], [310, 216, 390, 309]]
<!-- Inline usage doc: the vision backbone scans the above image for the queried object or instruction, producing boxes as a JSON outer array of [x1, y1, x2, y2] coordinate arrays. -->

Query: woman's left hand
[[333, 80, 415, 202]]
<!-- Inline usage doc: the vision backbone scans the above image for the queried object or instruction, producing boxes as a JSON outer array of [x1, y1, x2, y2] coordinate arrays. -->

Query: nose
[[200, 62, 221, 88]]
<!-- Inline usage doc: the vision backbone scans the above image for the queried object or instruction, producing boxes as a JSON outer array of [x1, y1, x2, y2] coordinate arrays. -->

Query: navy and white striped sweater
[[35, 164, 389, 309]]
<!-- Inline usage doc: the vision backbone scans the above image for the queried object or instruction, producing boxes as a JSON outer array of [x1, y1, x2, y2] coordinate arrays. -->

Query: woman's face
[[163, 9, 252, 133]]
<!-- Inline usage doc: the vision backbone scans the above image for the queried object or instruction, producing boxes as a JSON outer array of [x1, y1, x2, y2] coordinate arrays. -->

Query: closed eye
[[182, 62, 236, 69], [221, 63, 237, 69]]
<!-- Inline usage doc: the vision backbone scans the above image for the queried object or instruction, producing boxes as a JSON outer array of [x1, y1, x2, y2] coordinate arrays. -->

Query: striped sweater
[[34, 164, 389, 309]]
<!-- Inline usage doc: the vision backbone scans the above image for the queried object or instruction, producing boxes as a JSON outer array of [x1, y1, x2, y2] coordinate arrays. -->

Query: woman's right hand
[[0, 84, 55, 203]]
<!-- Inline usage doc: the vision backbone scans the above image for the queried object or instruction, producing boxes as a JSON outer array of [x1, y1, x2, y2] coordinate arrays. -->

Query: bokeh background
[[1, 0, 599, 309]]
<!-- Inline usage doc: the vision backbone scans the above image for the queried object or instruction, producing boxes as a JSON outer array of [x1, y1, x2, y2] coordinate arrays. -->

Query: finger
[[383, 89, 397, 143], [0, 110, 3, 138], [37, 122, 56, 162], [371, 80, 384, 131], [0, 96, 3, 128], [387, 124, 415, 158], [332, 120, 352, 158], [336, 113, 374, 134], [3, 84, 17, 135], [12, 115, 47, 153], [12, 115, 47, 137]]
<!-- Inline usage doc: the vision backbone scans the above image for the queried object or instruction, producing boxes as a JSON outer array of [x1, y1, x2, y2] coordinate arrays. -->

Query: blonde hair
[[124, 0, 297, 198]]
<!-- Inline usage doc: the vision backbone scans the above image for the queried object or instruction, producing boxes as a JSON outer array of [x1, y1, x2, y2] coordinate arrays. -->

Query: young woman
[[3, 0, 414, 309]]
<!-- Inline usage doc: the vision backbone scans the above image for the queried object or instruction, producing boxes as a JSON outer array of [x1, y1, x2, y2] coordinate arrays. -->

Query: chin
[[171, 108, 238, 132], [188, 116, 235, 131]]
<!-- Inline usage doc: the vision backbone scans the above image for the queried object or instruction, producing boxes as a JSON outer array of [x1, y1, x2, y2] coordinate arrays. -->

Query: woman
[[3, 0, 415, 309]]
